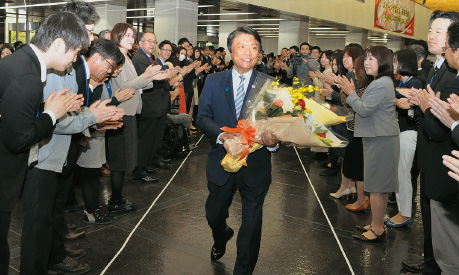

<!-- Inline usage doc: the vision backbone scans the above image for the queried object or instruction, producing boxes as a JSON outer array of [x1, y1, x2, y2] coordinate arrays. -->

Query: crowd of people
[[0, 1, 459, 274]]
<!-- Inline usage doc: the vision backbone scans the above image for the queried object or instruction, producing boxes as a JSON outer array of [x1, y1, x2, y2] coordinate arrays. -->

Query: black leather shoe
[[161, 157, 171, 163], [401, 259, 425, 273], [211, 228, 234, 261], [140, 175, 159, 183], [154, 162, 171, 169], [145, 167, 156, 173]]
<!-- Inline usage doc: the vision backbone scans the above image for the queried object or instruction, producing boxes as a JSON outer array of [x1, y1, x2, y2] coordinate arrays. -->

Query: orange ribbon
[[221, 119, 257, 160]]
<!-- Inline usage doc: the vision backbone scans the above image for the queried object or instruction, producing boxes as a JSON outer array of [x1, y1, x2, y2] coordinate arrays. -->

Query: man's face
[[139, 33, 157, 55], [311, 49, 320, 59], [290, 48, 297, 54], [55, 44, 80, 71], [230, 33, 259, 74], [300, 45, 310, 54], [221, 50, 226, 57], [158, 43, 172, 60], [428, 18, 451, 56], [90, 53, 115, 80], [444, 38, 459, 70], [103, 33, 111, 40], [85, 24, 95, 46], [257, 52, 263, 62], [281, 49, 288, 58], [180, 41, 190, 50], [204, 48, 211, 56]]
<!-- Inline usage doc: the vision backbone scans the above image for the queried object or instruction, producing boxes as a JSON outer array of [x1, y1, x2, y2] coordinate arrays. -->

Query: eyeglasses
[[442, 46, 452, 52], [122, 34, 136, 40], [145, 39, 157, 45], [160, 48, 172, 52], [104, 58, 115, 70]]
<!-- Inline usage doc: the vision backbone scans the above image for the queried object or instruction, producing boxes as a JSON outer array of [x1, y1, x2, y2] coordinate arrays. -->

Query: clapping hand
[[309, 71, 318, 79], [415, 84, 440, 113], [114, 88, 135, 103], [442, 150, 459, 182], [44, 88, 82, 119], [447, 94, 459, 113], [394, 98, 414, 110], [335, 76, 355, 95], [429, 96, 459, 128]]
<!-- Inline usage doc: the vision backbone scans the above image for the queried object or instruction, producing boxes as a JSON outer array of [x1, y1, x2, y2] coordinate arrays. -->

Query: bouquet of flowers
[[221, 74, 351, 173]]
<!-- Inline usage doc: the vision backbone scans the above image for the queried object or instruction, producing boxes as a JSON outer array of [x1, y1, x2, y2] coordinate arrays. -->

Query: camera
[[292, 53, 309, 65]]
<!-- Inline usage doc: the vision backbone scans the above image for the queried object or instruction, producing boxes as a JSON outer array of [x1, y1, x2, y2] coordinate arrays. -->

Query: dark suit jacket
[[417, 61, 459, 204], [73, 56, 92, 107], [0, 45, 54, 211], [196, 69, 272, 187], [452, 125, 459, 146], [255, 62, 268, 74]]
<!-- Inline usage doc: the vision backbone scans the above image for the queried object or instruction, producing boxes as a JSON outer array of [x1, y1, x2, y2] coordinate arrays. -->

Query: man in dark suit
[[196, 26, 278, 274], [0, 12, 88, 275], [132, 32, 161, 181], [402, 10, 459, 275], [255, 52, 268, 74], [150, 40, 176, 169], [420, 21, 459, 274]]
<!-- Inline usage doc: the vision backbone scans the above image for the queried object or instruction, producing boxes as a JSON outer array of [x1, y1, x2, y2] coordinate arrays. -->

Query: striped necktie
[[235, 75, 246, 118]]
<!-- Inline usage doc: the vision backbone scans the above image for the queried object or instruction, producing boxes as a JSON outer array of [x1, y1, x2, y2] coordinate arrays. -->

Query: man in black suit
[[255, 52, 268, 74], [421, 21, 459, 274], [0, 12, 88, 275], [150, 40, 176, 169], [132, 32, 161, 181], [196, 26, 278, 274], [402, 10, 459, 275]]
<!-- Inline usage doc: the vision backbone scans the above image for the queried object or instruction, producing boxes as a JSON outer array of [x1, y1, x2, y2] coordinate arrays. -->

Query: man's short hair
[[177, 37, 189, 46], [299, 42, 310, 50], [31, 12, 88, 53], [60, 1, 100, 25], [227, 26, 262, 53], [139, 32, 155, 42], [289, 45, 299, 52], [311, 46, 321, 52], [408, 44, 427, 61], [216, 47, 225, 53], [448, 22, 459, 52], [158, 40, 172, 50], [84, 38, 123, 65], [429, 10, 459, 28], [98, 30, 111, 39]]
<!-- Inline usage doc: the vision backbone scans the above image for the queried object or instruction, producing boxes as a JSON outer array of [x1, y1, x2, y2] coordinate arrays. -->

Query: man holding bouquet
[[196, 26, 278, 274]]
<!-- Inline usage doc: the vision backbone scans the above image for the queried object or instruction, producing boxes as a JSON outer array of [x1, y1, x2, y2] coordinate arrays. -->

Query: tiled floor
[[7, 133, 423, 274]]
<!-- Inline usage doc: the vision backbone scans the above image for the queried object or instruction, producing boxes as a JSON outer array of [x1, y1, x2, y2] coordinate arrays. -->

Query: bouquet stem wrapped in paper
[[221, 74, 352, 173]]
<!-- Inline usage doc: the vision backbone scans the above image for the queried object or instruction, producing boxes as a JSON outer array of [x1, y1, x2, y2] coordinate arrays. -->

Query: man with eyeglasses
[[132, 32, 162, 182]]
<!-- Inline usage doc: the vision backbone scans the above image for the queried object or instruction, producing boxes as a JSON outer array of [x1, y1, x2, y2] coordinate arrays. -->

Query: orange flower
[[274, 99, 283, 107]]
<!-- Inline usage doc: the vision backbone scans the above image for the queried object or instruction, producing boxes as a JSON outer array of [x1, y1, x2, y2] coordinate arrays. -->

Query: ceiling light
[[315, 33, 346, 36], [251, 27, 279, 30], [127, 8, 155, 11], [197, 25, 220, 27], [198, 18, 285, 22], [198, 5, 214, 8], [126, 15, 155, 19], [309, 27, 335, 30], [310, 30, 350, 33], [201, 12, 256, 16], [247, 24, 280, 26]]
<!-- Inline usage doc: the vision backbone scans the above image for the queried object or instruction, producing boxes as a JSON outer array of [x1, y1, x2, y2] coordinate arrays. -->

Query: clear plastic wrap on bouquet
[[220, 74, 350, 173]]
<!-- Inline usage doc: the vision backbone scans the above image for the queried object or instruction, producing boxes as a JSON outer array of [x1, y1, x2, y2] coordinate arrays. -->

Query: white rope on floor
[[294, 147, 356, 275], [101, 134, 205, 275]]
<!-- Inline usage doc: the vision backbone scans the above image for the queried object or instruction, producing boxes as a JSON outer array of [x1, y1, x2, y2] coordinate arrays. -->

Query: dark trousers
[[137, 116, 157, 173], [149, 112, 167, 165], [420, 173, 441, 275], [0, 211, 11, 275], [20, 167, 58, 275], [49, 139, 81, 266], [206, 174, 270, 275], [80, 167, 101, 213]]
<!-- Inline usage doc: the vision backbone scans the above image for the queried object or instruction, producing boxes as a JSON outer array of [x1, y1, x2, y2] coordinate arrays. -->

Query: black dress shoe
[[401, 259, 425, 273], [211, 228, 234, 261], [154, 162, 171, 169], [145, 167, 156, 173], [141, 175, 158, 183], [161, 157, 171, 163]]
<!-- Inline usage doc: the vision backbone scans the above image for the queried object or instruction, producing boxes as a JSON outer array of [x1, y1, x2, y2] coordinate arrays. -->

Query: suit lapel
[[222, 70, 237, 122]]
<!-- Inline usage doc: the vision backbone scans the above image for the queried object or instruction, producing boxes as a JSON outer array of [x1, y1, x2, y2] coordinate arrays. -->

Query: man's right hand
[[88, 99, 118, 123], [114, 88, 135, 103], [143, 64, 162, 79], [220, 132, 239, 143], [44, 88, 76, 119]]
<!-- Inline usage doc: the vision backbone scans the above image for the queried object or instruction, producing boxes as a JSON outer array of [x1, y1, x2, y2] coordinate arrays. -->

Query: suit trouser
[[20, 167, 58, 275], [206, 173, 270, 275], [49, 139, 81, 266], [420, 174, 441, 275], [0, 211, 11, 275], [431, 200, 459, 275], [137, 115, 157, 172], [149, 112, 167, 165]]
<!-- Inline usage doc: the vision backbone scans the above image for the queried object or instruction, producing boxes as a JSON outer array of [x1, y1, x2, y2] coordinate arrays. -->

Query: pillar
[[278, 20, 309, 51], [345, 31, 368, 48], [154, 0, 198, 46], [94, 4, 127, 33]]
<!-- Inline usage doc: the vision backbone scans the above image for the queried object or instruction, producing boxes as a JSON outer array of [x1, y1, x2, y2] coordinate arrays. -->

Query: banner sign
[[374, 0, 415, 36]]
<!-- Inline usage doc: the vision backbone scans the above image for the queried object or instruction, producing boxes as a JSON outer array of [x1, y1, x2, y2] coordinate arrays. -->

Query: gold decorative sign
[[374, 0, 415, 36]]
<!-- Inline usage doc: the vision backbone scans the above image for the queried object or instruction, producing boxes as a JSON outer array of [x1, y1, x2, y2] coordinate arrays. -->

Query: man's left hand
[[429, 96, 459, 128], [259, 130, 278, 147]]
